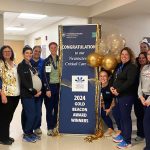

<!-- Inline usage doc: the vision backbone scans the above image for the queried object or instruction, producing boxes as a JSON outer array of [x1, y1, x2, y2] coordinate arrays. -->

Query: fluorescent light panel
[[18, 13, 47, 19], [6, 27, 26, 31]]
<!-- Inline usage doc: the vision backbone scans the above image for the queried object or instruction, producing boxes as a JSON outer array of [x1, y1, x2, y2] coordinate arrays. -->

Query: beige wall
[[4, 40, 24, 64], [26, 17, 88, 57], [0, 14, 4, 46], [92, 14, 150, 56]]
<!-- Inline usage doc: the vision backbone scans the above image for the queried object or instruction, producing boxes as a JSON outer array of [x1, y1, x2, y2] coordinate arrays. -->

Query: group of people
[[0, 41, 149, 150], [100, 42, 150, 150], [0, 42, 60, 145]]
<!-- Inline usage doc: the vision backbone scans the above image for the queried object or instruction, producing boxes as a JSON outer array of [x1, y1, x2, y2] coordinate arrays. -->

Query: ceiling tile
[[4, 12, 64, 35], [26, 0, 103, 6]]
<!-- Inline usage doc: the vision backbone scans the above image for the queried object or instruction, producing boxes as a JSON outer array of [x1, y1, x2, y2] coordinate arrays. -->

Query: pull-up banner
[[59, 25, 100, 134]]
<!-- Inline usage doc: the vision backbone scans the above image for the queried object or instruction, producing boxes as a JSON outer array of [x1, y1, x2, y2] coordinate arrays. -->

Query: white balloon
[[106, 34, 125, 54]]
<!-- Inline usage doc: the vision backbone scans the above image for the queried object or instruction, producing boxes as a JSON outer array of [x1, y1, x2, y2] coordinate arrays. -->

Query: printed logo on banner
[[72, 75, 88, 92], [92, 32, 96, 38], [63, 32, 83, 39]]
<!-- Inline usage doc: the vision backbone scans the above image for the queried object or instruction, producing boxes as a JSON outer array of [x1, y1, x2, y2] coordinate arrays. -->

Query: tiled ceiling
[[4, 0, 149, 36], [26, 0, 103, 6], [4, 12, 64, 35], [4, 0, 103, 36]]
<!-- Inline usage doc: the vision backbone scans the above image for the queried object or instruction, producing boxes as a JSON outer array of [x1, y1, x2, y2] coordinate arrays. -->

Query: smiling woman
[[17, 45, 42, 143], [0, 45, 20, 145], [4, 40, 24, 64], [110, 47, 138, 149], [138, 49, 150, 150]]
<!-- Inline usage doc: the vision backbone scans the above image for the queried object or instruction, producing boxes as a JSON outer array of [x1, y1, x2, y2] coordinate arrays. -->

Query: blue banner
[[59, 25, 99, 134]]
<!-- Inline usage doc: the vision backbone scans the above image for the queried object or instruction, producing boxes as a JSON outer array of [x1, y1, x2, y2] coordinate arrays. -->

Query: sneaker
[[143, 146, 149, 150], [9, 137, 15, 143], [113, 135, 123, 143], [135, 136, 144, 142], [34, 128, 42, 135], [104, 128, 114, 137], [31, 133, 41, 140], [113, 130, 122, 137], [0, 140, 12, 145], [117, 140, 132, 149], [47, 130, 54, 136], [23, 135, 36, 143]]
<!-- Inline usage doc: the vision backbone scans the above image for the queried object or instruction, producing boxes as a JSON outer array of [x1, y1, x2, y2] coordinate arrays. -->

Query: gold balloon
[[87, 52, 103, 67], [102, 54, 117, 71]]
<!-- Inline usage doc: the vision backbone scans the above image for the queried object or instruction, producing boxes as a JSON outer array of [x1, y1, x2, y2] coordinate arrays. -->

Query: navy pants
[[101, 108, 113, 129], [21, 98, 39, 135], [143, 105, 150, 150], [34, 96, 43, 130], [44, 83, 59, 130], [112, 99, 121, 131], [118, 95, 134, 144], [0, 96, 19, 141], [134, 95, 144, 138]]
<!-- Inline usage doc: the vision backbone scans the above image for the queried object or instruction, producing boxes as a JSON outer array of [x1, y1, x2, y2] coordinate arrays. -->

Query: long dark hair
[[0, 45, 15, 69], [120, 47, 135, 63], [0, 45, 14, 61]]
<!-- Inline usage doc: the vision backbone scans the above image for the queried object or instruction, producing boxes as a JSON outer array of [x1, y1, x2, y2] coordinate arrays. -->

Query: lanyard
[[115, 64, 124, 79], [50, 55, 58, 70], [28, 63, 37, 75]]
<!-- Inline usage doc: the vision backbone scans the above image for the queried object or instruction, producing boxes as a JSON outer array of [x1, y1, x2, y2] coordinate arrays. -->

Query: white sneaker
[[135, 136, 144, 142], [34, 128, 42, 135], [47, 130, 54, 136], [104, 128, 114, 137]]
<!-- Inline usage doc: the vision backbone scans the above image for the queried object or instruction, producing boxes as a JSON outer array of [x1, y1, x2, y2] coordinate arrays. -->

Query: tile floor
[[0, 102, 145, 150]]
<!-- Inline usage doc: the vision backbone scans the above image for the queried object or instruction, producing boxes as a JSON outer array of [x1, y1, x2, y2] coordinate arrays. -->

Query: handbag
[[32, 74, 42, 91]]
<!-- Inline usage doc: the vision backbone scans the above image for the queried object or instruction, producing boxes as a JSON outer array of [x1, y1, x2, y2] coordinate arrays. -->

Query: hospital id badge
[[46, 66, 51, 73]]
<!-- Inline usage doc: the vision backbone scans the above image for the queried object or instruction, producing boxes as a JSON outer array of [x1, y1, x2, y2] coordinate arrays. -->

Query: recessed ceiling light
[[18, 13, 47, 19], [6, 27, 26, 31]]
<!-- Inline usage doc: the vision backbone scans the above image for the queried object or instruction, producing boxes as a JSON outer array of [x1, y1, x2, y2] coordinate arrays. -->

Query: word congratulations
[[63, 45, 95, 50]]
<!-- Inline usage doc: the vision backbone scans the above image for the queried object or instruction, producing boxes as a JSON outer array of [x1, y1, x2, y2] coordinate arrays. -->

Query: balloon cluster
[[87, 34, 125, 71]]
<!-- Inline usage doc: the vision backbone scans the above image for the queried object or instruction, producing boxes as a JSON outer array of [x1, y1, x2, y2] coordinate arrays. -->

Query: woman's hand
[[144, 100, 150, 107], [105, 108, 111, 116], [110, 87, 115, 93], [34, 91, 42, 97], [113, 89, 119, 96], [139, 96, 146, 106], [46, 91, 51, 98], [110, 87, 119, 96], [1, 92, 7, 104]]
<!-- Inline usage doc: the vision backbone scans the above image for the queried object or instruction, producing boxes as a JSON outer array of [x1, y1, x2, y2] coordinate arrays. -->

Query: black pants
[[144, 106, 150, 150], [101, 108, 113, 129], [112, 99, 121, 131], [0, 96, 19, 141], [134, 96, 144, 138], [118, 95, 134, 144], [143, 95, 150, 150]]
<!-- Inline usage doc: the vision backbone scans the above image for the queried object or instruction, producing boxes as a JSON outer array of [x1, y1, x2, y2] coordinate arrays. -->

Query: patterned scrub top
[[0, 60, 20, 96]]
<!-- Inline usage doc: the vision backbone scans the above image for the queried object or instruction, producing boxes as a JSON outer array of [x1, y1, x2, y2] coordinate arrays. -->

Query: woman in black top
[[17, 46, 41, 143], [110, 47, 137, 149], [99, 70, 118, 137]]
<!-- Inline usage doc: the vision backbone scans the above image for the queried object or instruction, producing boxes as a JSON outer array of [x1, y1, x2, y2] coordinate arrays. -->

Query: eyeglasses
[[3, 51, 11, 53]]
